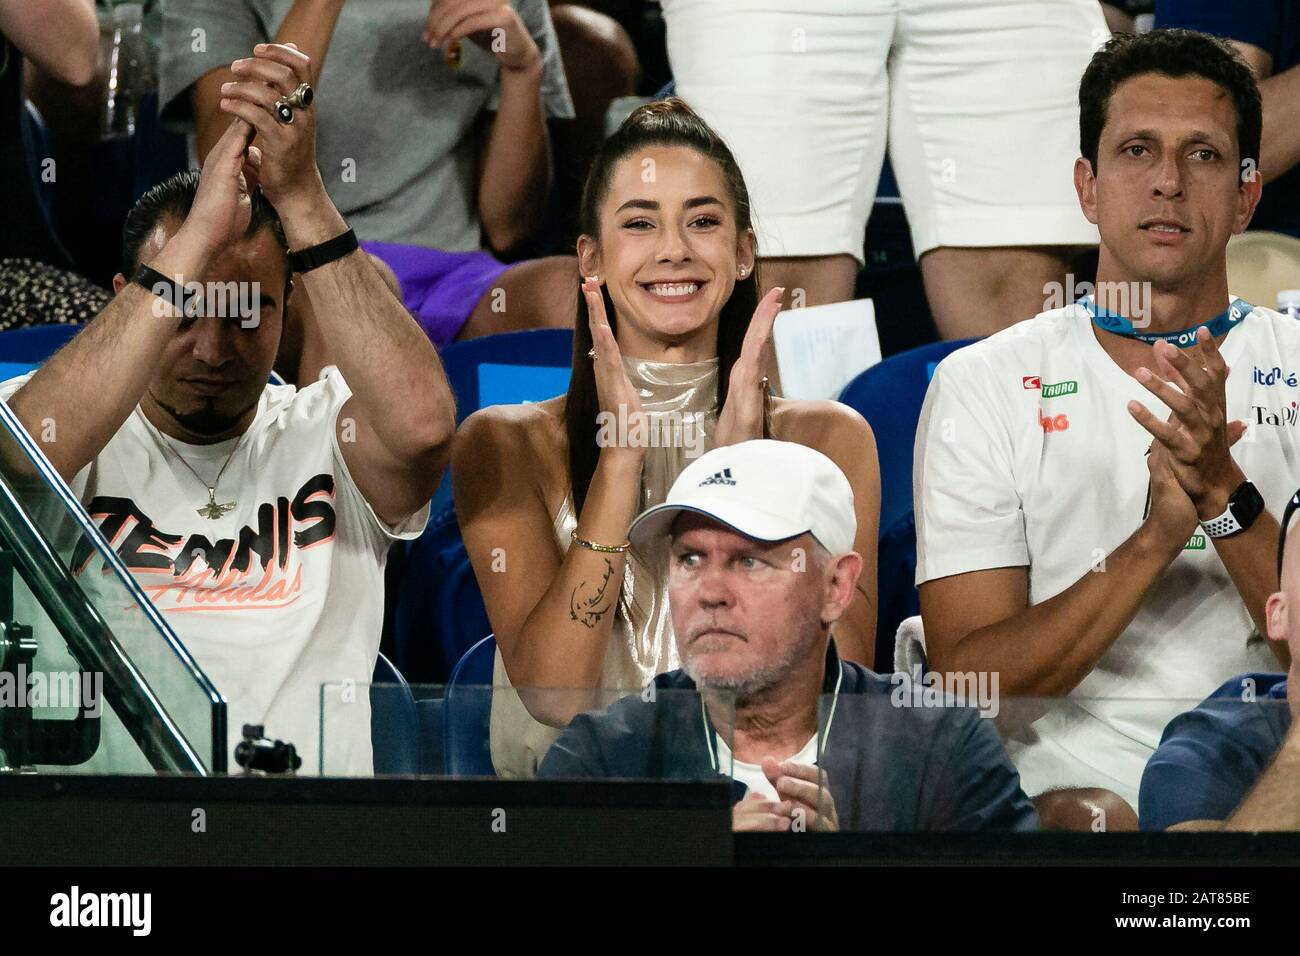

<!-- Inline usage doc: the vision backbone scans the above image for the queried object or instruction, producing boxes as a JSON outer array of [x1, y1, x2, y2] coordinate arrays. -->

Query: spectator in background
[[540, 440, 1038, 833], [453, 99, 879, 778], [0, 0, 111, 328], [1156, 1, 1300, 240], [0, 0, 97, 268], [915, 30, 1299, 812], [1100, 1, 1153, 35], [657, 0, 1107, 341], [542, 1, 643, 243], [159, 1, 624, 363], [1140, 488, 1300, 831], [2, 45, 454, 773]]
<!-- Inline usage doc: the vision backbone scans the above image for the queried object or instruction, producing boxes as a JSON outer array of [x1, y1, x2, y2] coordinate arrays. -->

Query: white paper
[[773, 297, 882, 400]]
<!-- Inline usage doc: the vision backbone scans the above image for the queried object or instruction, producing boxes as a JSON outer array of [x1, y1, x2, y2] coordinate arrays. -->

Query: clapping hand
[[217, 43, 324, 211], [174, 117, 256, 262], [583, 276, 647, 464], [730, 757, 839, 832], [714, 286, 784, 447], [1127, 328, 1248, 524]]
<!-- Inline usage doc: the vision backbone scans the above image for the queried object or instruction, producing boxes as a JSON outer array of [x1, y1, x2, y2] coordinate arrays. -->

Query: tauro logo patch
[[1041, 380, 1078, 398]]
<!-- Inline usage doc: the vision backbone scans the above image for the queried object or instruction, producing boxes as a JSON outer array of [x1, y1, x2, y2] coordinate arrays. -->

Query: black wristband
[[134, 264, 203, 318], [287, 227, 359, 274]]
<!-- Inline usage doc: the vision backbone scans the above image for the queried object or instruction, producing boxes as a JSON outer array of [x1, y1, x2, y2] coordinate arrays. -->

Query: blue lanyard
[[1081, 295, 1253, 348]]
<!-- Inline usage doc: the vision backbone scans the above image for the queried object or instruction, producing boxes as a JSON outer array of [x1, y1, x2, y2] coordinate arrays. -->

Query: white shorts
[[661, 0, 1106, 262]]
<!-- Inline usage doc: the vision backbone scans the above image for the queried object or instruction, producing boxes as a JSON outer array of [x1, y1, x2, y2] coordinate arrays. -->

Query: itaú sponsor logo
[[1039, 409, 1069, 432], [1252, 402, 1299, 427], [1253, 366, 1299, 387]]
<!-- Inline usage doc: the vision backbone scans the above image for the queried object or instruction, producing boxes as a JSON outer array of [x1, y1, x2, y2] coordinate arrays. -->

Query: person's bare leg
[[456, 255, 578, 341], [919, 246, 1085, 340], [757, 254, 859, 309], [753, 254, 859, 394]]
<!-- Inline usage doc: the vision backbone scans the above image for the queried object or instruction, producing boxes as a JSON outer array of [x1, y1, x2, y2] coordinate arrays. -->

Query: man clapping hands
[[4, 44, 455, 775]]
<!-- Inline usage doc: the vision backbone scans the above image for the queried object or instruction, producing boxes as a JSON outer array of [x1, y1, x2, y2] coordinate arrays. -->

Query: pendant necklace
[[159, 432, 244, 520]]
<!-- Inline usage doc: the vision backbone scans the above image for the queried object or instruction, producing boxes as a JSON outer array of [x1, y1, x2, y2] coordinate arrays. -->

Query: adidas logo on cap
[[627, 439, 857, 556], [698, 468, 736, 487]]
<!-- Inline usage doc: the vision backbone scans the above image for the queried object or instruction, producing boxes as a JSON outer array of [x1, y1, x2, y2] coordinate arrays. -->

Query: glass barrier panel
[[321, 684, 736, 785], [319, 674, 1295, 836], [0, 398, 222, 773], [807, 683, 1295, 832]]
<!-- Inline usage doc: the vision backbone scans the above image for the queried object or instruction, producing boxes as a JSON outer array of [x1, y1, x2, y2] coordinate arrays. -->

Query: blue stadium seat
[[394, 499, 493, 685], [875, 511, 920, 675], [443, 635, 497, 776], [0, 325, 285, 387], [393, 329, 574, 685], [370, 652, 419, 775], [838, 338, 978, 671], [0, 323, 82, 374], [415, 697, 445, 775], [838, 338, 977, 536], [439, 327, 574, 427]]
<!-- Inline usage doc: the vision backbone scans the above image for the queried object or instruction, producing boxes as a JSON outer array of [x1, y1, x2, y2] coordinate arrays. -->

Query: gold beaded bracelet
[[571, 529, 630, 554]]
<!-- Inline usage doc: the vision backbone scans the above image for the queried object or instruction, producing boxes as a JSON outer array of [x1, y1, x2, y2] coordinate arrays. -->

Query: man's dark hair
[[120, 169, 288, 275], [1079, 29, 1262, 177]]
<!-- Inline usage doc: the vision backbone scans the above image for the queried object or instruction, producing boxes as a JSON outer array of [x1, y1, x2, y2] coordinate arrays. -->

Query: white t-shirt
[[1, 367, 428, 776], [716, 734, 818, 800], [914, 300, 1300, 808]]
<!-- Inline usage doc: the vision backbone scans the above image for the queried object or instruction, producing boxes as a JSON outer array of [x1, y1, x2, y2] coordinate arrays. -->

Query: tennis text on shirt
[[69, 474, 336, 611]]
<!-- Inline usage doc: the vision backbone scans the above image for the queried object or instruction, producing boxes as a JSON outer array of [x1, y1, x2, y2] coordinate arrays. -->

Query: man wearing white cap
[[539, 440, 1037, 832]]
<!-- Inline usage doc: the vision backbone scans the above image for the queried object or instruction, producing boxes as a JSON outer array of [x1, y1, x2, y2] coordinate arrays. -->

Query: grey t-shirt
[[159, 0, 574, 251]]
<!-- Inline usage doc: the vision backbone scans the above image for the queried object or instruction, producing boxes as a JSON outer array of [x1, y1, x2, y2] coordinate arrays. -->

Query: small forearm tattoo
[[570, 558, 616, 629]]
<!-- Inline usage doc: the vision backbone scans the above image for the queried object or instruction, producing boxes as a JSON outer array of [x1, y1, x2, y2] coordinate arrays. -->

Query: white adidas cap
[[628, 439, 856, 555]]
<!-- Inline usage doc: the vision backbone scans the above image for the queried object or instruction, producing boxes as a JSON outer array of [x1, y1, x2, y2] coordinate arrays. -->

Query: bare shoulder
[[459, 394, 561, 436], [771, 397, 876, 453], [453, 397, 569, 506]]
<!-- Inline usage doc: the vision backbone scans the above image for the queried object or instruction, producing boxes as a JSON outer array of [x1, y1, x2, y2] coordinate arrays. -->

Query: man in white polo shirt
[[914, 29, 1300, 811]]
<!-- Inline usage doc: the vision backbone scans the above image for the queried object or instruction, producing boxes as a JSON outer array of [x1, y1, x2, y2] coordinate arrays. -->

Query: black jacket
[[539, 643, 1039, 832]]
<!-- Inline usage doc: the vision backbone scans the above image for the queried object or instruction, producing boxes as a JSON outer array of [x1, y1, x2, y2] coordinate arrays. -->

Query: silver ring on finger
[[273, 98, 295, 125], [285, 82, 314, 110]]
